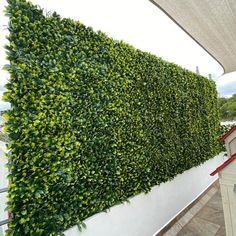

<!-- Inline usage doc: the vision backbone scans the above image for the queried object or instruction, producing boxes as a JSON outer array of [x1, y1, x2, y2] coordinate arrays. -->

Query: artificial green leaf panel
[[4, 0, 220, 235]]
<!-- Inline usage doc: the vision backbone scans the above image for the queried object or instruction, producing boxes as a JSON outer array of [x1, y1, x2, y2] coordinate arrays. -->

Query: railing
[[0, 188, 7, 194], [0, 219, 9, 227], [0, 187, 9, 227], [0, 143, 10, 235]]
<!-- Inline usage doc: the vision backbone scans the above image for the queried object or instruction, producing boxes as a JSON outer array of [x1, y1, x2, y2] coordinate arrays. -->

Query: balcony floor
[[163, 180, 226, 236]]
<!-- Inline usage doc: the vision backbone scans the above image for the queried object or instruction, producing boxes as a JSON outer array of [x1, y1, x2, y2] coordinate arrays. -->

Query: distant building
[[196, 66, 200, 75]]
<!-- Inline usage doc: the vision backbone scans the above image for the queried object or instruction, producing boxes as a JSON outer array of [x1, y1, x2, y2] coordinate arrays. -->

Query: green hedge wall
[[4, 0, 220, 235]]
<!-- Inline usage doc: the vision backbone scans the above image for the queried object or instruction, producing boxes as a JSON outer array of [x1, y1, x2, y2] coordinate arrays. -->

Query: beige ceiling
[[150, 0, 236, 74]]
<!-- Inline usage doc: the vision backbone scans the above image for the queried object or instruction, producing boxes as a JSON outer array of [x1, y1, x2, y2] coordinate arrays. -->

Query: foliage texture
[[219, 123, 236, 152], [218, 94, 236, 120], [4, 0, 220, 235]]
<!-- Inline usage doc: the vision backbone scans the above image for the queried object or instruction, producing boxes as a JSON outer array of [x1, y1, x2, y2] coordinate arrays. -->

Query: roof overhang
[[150, 0, 236, 74], [220, 125, 236, 142], [210, 153, 236, 176]]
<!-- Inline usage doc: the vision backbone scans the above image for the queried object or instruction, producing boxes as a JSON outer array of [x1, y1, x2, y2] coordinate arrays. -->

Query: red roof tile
[[220, 125, 236, 142], [210, 153, 236, 176]]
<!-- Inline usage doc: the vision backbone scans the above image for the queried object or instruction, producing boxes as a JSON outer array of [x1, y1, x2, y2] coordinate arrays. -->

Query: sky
[[0, 0, 236, 110]]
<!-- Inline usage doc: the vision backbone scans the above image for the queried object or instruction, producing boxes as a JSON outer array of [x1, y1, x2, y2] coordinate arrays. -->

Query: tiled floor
[[163, 181, 225, 236]]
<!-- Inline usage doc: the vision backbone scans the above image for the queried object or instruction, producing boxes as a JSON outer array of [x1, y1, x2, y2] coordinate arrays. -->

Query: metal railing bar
[[0, 187, 8, 193], [0, 219, 9, 226]]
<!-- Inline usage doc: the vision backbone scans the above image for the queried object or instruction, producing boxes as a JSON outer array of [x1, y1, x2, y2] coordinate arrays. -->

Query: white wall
[[219, 157, 236, 236], [64, 153, 226, 236]]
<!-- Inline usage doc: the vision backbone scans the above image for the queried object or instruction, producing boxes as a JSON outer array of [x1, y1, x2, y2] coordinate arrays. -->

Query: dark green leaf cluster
[[4, 0, 220, 235]]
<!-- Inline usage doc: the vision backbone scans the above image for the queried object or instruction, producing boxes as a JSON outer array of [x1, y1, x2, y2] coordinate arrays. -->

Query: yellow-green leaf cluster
[[5, 0, 220, 235]]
